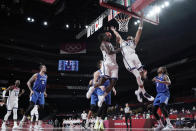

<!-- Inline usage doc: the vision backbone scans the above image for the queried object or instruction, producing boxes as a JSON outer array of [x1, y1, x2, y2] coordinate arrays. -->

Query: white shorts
[[101, 62, 118, 78], [123, 53, 143, 71], [31, 110, 39, 116], [6, 99, 18, 111]]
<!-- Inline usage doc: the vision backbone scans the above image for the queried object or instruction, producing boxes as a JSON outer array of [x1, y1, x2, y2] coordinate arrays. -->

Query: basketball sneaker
[[143, 92, 154, 101], [1, 122, 7, 130], [98, 120, 104, 130], [94, 120, 99, 130], [135, 90, 143, 103], [162, 124, 174, 130], [86, 86, 95, 99], [154, 124, 164, 131]]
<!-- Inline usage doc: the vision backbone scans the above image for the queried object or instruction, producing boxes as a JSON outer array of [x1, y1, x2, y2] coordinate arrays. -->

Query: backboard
[[100, 0, 159, 25]]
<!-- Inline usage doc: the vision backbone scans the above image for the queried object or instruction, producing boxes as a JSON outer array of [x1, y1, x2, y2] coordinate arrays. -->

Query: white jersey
[[101, 42, 117, 64], [8, 86, 20, 101], [120, 40, 136, 56], [81, 113, 87, 120]]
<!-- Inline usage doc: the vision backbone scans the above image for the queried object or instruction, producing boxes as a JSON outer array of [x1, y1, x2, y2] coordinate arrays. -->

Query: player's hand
[[110, 26, 115, 31], [152, 77, 156, 82], [30, 90, 34, 97], [21, 89, 25, 94], [113, 89, 117, 96], [44, 92, 47, 97]]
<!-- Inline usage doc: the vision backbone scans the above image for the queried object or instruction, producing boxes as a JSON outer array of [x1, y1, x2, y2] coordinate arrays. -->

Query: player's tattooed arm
[[100, 43, 121, 55], [134, 12, 144, 46], [44, 76, 48, 97], [110, 26, 123, 44], [27, 73, 37, 96]]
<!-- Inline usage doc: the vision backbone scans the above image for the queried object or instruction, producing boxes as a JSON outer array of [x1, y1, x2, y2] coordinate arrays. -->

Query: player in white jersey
[[111, 13, 154, 103], [30, 105, 39, 129], [1, 80, 25, 129], [86, 32, 121, 107]]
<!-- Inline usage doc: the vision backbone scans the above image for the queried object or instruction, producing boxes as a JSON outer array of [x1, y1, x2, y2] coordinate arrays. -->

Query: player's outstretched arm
[[110, 26, 123, 44], [153, 75, 171, 85], [134, 12, 144, 46], [112, 87, 117, 96]]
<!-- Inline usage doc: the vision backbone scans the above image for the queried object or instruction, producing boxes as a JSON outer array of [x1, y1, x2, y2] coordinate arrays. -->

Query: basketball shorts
[[30, 90, 45, 105], [123, 53, 143, 71], [153, 92, 170, 106], [6, 99, 18, 111], [101, 62, 118, 79]]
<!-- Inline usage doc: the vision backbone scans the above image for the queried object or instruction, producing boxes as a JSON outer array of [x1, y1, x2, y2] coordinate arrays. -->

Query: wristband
[[138, 27, 143, 30]]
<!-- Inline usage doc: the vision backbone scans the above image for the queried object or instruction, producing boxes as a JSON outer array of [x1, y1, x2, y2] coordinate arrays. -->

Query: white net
[[114, 13, 130, 32]]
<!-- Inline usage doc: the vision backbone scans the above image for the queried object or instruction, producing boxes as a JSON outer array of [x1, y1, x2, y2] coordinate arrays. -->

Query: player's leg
[[1, 100, 13, 129], [99, 102, 108, 130], [159, 94, 173, 130], [12, 108, 18, 129], [19, 92, 38, 128], [133, 54, 154, 101], [153, 94, 164, 131]]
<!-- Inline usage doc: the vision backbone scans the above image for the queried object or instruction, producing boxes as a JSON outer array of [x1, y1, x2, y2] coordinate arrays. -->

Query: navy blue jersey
[[155, 75, 169, 93], [32, 73, 47, 93]]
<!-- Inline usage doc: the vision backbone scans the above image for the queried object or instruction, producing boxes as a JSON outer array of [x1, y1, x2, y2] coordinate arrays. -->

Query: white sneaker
[[98, 121, 104, 130], [34, 125, 44, 130], [18, 121, 24, 129], [94, 121, 99, 130], [162, 124, 174, 130], [86, 86, 95, 99], [98, 95, 105, 107], [154, 124, 164, 131], [12, 125, 19, 129], [1, 123, 7, 129], [143, 92, 154, 101], [135, 90, 143, 103]]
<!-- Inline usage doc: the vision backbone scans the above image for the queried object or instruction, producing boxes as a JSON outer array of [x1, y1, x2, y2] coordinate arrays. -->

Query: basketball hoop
[[114, 13, 130, 32]]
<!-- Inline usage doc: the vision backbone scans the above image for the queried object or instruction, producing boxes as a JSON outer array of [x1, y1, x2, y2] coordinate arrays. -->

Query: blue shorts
[[153, 92, 170, 106], [30, 90, 45, 105], [105, 93, 111, 105], [91, 93, 98, 105]]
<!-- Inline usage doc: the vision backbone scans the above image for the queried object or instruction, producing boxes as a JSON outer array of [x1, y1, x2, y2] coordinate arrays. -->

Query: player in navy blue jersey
[[19, 65, 48, 129], [152, 67, 174, 131]]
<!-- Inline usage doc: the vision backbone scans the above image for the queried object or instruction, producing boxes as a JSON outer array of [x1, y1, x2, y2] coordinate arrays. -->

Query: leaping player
[[86, 32, 121, 107], [110, 14, 154, 103], [1, 80, 25, 129], [19, 65, 47, 129], [152, 67, 174, 130]]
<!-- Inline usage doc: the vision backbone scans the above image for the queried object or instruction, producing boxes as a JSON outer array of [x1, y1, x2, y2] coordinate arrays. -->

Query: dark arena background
[[0, 0, 195, 130]]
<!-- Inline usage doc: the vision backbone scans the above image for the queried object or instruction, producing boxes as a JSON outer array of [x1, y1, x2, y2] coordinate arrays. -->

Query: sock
[[99, 119, 103, 124], [158, 119, 164, 126], [166, 118, 171, 125], [2, 121, 6, 125]]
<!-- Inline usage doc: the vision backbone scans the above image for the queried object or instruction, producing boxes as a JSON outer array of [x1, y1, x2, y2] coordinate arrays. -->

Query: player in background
[[30, 105, 39, 129], [152, 67, 174, 130], [81, 110, 87, 128], [110, 13, 154, 103], [87, 32, 121, 107], [19, 65, 47, 129], [1, 80, 25, 129]]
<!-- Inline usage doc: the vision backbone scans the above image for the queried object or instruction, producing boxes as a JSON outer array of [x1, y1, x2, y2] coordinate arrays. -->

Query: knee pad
[[13, 109, 18, 120]]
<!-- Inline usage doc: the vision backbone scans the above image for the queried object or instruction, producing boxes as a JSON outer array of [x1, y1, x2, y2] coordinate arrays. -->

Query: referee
[[124, 103, 132, 128]]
